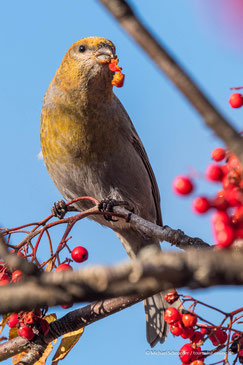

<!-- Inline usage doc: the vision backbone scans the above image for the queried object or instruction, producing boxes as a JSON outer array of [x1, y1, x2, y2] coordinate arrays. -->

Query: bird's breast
[[41, 103, 119, 172]]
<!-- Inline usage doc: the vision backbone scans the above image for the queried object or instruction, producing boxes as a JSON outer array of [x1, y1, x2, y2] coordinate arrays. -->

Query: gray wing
[[115, 96, 162, 227]]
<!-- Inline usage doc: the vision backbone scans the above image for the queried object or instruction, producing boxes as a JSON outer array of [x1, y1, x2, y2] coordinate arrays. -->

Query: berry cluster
[[164, 292, 230, 364], [0, 251, 24, 286], [173, 147, 243, 248], [1, 247, 89, 339], [0, 245, 89, 334], [7, 310, 49, 341], [164, 307, 203, 364]]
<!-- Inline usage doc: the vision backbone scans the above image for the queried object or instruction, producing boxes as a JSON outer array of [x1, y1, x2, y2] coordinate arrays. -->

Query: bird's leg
[[98, 199, 131, 222], [51, 200, 78, 219]]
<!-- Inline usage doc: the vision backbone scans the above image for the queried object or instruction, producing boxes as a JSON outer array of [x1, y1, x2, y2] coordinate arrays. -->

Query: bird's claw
[[98, 199, 130, 222], [52, 200, 67, 219]]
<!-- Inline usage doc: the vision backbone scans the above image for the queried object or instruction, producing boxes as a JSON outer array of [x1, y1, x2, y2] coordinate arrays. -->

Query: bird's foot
[[52, 200, 78, 219], [52, 200, 68, 219], [98, 199, 130, 222]]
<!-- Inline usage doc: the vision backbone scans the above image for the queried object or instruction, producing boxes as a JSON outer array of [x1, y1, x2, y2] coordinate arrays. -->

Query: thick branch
[[99, 0, 243, 164], [1, 247, 243, 362], [0, 247, 242, 315], [0, 295, 144, 363]]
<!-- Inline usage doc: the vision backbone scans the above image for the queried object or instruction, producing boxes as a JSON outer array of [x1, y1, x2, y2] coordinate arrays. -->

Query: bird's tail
[[144, 291, 180, 347], [115, 229, 182, 347]]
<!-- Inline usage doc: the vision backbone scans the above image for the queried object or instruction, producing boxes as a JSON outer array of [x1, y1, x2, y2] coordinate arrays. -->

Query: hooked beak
[[94, 48, 116, 63]]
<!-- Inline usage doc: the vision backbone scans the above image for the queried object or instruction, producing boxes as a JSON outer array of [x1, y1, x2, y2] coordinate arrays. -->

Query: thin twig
[[98, 0, 243, 163]]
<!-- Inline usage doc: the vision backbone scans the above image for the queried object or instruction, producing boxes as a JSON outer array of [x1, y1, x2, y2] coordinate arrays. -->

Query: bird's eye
[[79, 45, 86, 53]]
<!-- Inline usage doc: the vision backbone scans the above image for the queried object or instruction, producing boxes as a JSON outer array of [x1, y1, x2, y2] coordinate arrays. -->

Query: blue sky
[[1, 1, 243, 364]]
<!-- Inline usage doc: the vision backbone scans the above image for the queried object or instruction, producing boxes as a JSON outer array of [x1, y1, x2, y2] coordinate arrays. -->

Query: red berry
[[181, 327, 195, 339], [24, 311, 35, 324], [9, 249, 25, 257], [200, 327, 210, 335], [221, 164, 229, 175], [232, 206, 243, 224], [211, 193, 229, 211], [211, 148, 226, 162], [226, 187, 243, 207], [212, 219, 229, 235], [173, 176, 194, 195], [192, 197, 210, 214], [40, 319, 50, 336], [239, 349, 243, 364], [164, 289, 179, 304], [0, 279, 10, 286], [61, 303, 73, 309], [12, 270, 23, 283], [227, 170, 241, 186], [190, 361, 205, 365], [232, 332, 240, 341], [229, 93, 243, 108], [170, 323, 183, 336], [0, 273, 10, 282], [190, 331, 203, 344], [56, 264, 73, 272], [228, 155, 241, 169], [112, 71, 125, 88], [222, 177, 235, 191], [215, 225, 235, 248], [18, 325, 35, 340], [164, 307, 181, 324], [71, 246, 88, 263], [209, 329, 227, 345], [236, 227, 243, 238], [17, 251, 25, 257], [8, 313, 19, 328], [182, 313, 197, 328], [206, 164, 223, 182], [212, 211, 230, 225], [179, 343, 201, 363], [109, 63, 118, 72], [108, 61, 121, 72]]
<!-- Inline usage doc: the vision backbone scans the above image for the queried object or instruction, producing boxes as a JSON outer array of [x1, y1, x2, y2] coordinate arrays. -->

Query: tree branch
[[1, 246, 243, 363], [113, 206, 210, 249], [98, 0, 243, 164], [0, 247, 242, 315], [0, 295, 144, 363]]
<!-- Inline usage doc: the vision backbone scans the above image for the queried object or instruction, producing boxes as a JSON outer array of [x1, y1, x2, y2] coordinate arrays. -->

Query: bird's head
[[52, 37, 118, 104], [71, 37, 116, 65]]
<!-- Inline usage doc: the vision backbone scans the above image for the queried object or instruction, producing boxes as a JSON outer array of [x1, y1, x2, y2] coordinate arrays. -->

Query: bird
[[41, 36, 172, 347]]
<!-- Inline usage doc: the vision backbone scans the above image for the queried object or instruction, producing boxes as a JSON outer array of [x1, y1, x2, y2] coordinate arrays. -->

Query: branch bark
[[1, 245, 243, 363], [113, 206, 210, 249], [0, 295, 144, 363], [98, 0, 243, 164], [0, 247, 242, 315]]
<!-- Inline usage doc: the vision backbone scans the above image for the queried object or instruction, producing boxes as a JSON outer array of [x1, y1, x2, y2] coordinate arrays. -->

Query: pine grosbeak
[[41, 37, 172, 347]]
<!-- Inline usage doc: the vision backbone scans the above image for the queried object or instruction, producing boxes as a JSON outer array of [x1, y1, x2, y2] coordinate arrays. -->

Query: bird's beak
[[94, 48, 116, 63]]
